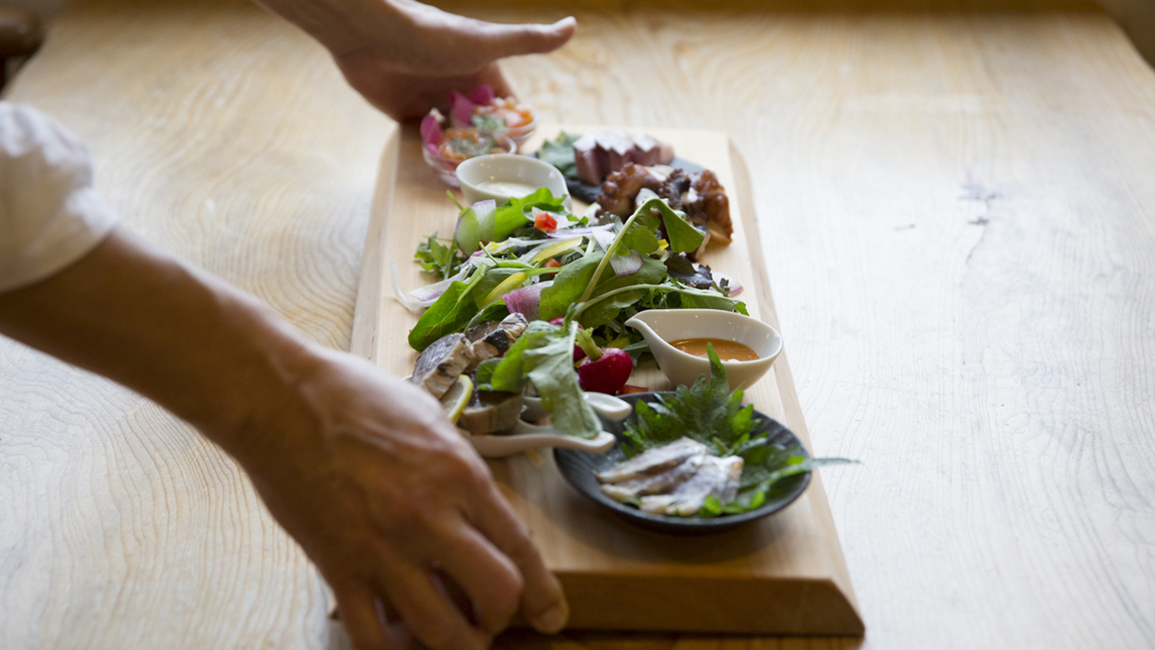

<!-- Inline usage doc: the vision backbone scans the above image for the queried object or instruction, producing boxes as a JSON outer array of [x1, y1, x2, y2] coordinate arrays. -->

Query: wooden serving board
[[351, 124, 864, 635]]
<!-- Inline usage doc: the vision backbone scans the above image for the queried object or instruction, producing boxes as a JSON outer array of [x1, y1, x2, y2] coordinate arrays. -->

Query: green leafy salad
[[407, 188, 745, 352], [621, 345, 856, 517], [396, 187, 748, 439]]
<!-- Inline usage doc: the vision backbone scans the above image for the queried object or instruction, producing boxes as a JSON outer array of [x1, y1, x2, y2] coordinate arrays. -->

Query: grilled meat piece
[[465, 313, 529, 367], [595, 438, 709, 484], [573, 131, 674, 185], [409, 333, 473, 399]]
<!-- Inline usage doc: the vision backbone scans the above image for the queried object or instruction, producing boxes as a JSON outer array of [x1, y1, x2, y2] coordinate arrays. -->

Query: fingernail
[[553, 16, 577, 30], [532, 602, 569, 633]]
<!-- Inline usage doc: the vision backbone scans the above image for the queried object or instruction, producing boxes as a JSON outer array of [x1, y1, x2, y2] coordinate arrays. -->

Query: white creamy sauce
[[475, 180, 539, 197]]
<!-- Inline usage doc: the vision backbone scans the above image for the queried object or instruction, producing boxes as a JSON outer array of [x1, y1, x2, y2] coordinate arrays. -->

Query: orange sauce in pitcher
[[669, 338, 759, 362]]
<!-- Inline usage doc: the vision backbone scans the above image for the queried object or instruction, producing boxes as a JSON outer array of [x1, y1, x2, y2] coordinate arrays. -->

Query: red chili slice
[[534, 212, 558, 231]]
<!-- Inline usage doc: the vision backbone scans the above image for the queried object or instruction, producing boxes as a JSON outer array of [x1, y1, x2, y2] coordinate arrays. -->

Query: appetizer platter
[[351, 121, 864, 634]]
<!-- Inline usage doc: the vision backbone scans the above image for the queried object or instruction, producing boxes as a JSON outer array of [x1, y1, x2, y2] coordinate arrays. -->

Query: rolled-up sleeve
[[0, 102, 118, 293]]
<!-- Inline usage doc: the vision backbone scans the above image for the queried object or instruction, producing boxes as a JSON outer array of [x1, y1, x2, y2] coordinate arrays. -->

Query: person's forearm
[[0, 227, 318, 459]]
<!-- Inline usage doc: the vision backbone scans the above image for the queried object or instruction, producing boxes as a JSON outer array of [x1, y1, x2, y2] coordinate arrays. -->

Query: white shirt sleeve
[[0, 102, 119, 293]]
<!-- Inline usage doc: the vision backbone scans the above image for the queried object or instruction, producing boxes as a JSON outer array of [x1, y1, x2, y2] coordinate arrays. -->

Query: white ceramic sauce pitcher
[[624, 309, 783, 390]]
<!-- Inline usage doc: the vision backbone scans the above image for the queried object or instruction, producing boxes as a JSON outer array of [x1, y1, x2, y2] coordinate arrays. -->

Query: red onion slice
[[450, 91, 474, 125], [502, 280, 553, 321], [609, 251, 644, 275], [712, 271, 744, 297]]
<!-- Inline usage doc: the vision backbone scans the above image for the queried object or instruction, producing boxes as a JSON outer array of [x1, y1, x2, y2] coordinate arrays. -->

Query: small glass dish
[[449, 93, 537, 149], [422, 129, 516, 187], [501, 113, 537, 148]]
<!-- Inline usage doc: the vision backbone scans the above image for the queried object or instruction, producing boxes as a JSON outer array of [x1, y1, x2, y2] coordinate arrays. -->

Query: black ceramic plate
[[553, 393, 811, 535]]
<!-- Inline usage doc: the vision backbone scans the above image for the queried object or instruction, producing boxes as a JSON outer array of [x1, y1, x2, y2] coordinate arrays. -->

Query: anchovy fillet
[[600, 454, 705, 501], [409, 333, 473, 398], [638, 455, 744, 517], [594, 438, 709, 484]]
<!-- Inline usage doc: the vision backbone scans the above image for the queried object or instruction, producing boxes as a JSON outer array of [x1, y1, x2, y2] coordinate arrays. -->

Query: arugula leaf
[[414, 233, 461, 280], [579, 257, 668, 327], [485, 320, 600, 438], [407, 271, 485, 351], [620, 197, 705, 256], [664, 254, 714, 289], [538, 253, 603, 320], [537, 132, 581, 181], [539, 254, 668, 324]]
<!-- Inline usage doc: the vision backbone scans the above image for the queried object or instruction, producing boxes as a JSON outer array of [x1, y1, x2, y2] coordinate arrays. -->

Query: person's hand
[[258, 0, 575, 120], [235, 346, 568, 649], [333, 2, 575, 119]]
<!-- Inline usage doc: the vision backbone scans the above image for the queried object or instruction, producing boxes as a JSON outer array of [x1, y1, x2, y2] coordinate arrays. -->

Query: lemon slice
[[440, 374, 473, 423]]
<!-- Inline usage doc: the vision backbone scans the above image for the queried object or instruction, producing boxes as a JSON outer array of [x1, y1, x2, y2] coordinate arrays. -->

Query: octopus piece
[[596, 165, 734, 261], [684, 169, 733, 246], [596, 163, 665, 217]]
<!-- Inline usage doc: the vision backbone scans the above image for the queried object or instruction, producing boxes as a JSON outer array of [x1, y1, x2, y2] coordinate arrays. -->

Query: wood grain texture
[[0, 0, 388, 648], [2, 0, 1154, 648]]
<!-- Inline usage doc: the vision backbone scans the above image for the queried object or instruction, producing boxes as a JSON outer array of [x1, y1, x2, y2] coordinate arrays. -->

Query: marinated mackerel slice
[[458, 389, 524, 435], [409, 333, 473, 399], [639, 455, 744, 517], [601, 454, 705, 502], [465, 313, 529, 366], [594, 437, 709, 484]]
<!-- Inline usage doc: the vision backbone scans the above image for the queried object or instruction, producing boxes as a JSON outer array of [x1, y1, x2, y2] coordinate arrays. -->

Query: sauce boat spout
[[623, 309, 783, 390]]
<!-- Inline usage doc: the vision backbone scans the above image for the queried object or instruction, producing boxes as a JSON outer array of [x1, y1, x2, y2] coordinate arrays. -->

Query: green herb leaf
[[620, 197, 705, 255], [540, 254, 668, 324], [622, 344, 857, 516], [471, 113, 506, 131], [485, 320, 600, 438], [414, 232, 461, 280], [407, 271, 485, 351], [536, 132, 581, 181]]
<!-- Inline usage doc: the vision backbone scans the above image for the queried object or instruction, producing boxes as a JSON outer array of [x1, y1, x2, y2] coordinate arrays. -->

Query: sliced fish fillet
[[601, 454, 705, 502], [594, 437, 709, 484], [466, 313, 528, 366], [409, 333, 473, 399], [639, 455, 744, 517]]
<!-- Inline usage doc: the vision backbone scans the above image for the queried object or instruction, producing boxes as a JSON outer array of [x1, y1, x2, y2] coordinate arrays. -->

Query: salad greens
[[400, 180, 752, 441], [536, 132, 581, 181], [622, 345, 856, 517], [474, 319, 601, 439], [405, 187, 746, 352], [414, 232, 461, 280]]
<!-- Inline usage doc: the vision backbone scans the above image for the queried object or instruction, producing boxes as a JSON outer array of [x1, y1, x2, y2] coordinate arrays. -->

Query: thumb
[[475, 16, 577, 61]]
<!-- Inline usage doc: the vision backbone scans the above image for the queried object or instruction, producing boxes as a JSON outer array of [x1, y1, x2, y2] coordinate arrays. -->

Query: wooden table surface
[[2, 0, 1153, 648]]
